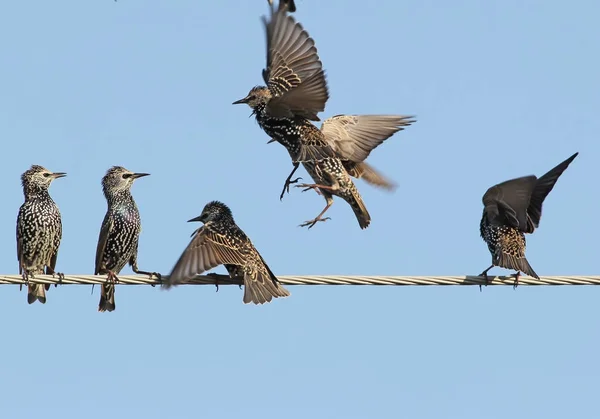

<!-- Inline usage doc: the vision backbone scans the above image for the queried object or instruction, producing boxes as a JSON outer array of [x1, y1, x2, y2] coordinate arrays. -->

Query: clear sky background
[[0, 1, 598, 418]]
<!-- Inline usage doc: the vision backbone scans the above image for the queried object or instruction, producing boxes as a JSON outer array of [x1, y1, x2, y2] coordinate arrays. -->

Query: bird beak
[[187, 215, 203, 223], [132, 173, 150, 179], [232, 96, 250, 105], [51, 172, 67, 179]]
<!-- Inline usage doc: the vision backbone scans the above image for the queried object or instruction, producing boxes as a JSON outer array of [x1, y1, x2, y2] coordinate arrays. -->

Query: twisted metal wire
[[1, 274, 599, 287]]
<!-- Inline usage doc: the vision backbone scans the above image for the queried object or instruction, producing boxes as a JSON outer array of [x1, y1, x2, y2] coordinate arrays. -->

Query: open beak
[[51, 172, 67, 179], [132, 173, 150, 179], [232, 96, 249, 105], [187, 215, 203, 223]]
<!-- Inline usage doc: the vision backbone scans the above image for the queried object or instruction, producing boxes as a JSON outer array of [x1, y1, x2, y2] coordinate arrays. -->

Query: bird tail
[[27, 283, 46, 304], [98, 284, 116, 312], [345, 188, 371, 229], [243, 255, 291, 305], [497, 252, 539, 279], [347, 162, 397, 191]]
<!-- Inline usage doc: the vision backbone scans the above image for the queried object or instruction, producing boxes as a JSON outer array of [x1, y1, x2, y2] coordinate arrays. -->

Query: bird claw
[[478, 271, 490, 292], [295, 183, 322, 195], [299, 216, 331, 229], [207, 272, 220, 292], [280, 177, 302, 201], [511, 272, 521, 289], [106, 272, 119, 284], [149, 272, 162, 287], [52, 271, 65, 287]]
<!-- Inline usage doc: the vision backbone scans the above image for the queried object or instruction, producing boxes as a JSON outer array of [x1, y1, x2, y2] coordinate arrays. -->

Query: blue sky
[[0, 1, 598, 418]]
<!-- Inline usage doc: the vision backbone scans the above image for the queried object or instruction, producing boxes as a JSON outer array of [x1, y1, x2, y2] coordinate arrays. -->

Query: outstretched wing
[[262, 2, 329, 121], [165, 225, 248, 288], [526, 152, 578, 233], [321, 115, 416, 162], [482, 175, 538, 232], [95, 213, 113, 275]]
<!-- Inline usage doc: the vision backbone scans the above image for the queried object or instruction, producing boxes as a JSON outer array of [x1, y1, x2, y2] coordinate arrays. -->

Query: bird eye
[[43, 173, 50, 178], [122, 174, 131, 179]]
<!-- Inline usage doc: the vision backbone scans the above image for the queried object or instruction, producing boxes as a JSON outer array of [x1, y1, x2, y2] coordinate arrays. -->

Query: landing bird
[[267, 0, 296, 12], [94, 166, 161, 312], [163, 201, 290, 305], [16, 165, 66, 304], [479, 152, 578, 288], [233, 3, 415, 229]]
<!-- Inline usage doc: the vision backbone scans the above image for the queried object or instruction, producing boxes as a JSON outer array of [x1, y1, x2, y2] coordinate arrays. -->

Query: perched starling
[[233, 3, 415, 229], [267, 0, 296, 12], [94, 166, 160, 312], [16, 165, 66, 304], [163, 201, 290, 305], [479, 152, 578, 288]]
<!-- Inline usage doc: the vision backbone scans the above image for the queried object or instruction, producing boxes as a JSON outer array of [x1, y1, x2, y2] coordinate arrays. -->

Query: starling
[[163, 201, 290, 305], [94, 166, 161, 312], [479, 152, 578, 288], [16, 165, 66, 304], [267, 0, 296, 12], [233, 3, 415, 229]]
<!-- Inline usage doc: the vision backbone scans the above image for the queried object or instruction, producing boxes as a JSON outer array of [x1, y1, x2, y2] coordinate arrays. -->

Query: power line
[[0, 274, 599, 287]]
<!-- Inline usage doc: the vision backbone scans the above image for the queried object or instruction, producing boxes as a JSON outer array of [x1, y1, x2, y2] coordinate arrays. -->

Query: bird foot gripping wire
[[51, 271, 65, 287], [478, 267, 492, 292], [20, 271, 32, 291], [207, 272, 221, 292], [511, 272, 521, 289]]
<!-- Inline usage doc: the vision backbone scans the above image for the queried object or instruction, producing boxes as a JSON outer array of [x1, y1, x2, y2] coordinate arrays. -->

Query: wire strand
[[1, 274, 599, 286]]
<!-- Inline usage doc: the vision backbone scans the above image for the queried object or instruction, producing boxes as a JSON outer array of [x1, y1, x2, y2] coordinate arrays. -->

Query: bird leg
[[511, 271, 521, 289], [20, 268, 31, 291], [299, 201, 333, 229], [132, 266, 162, 287], [106, 270, 119, 284], [478, 265, 494, 292], [295, 183, 337, 196], [207, 272, 221, 292], [280, 163, 302, 201], [46, 266, 64, 287]]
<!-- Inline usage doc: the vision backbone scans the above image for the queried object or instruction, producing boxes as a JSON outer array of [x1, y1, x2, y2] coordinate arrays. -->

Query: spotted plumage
[[163, 201, 290, 305], [479, 152, 579, 287], [95, 166, 160, 312], [233, 2, 415, 229], [16, 165, 66, 304]]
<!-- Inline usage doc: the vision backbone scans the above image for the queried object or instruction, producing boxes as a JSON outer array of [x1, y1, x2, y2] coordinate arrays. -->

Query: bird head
[[21, 165, 66, 193], [232, 86, 272, 111], [188, 200, 233, 224], [102, 166, 149, 197]]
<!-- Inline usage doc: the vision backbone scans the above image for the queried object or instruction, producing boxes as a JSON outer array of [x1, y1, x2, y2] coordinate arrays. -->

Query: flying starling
[[163, 201, 290, 305], [16, 165, 66, 304], [233, 3, 415, 229], [94, 166, 161, 312], [479, 152, 578, 288]]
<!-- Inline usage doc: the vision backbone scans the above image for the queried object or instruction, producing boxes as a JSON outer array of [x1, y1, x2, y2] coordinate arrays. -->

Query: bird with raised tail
[[479, 152, 579, 288], [94, 166, 161, 312], [17, 165, 66, 304], [233, 2, 415, 229], [163, 201, 290, 305]]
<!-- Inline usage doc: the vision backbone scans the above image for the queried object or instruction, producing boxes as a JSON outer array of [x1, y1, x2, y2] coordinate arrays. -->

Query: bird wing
[[482, 175, 538, 231], [525, 152, 578, 233], [344, 161, 397, 191], [94, 213, 113, 275], [16, 208, 24, 275], [166, 225, 248, 287], [320, 115, 416, 162], [46, 217, 62, 275], [261, 2, 329, 121]]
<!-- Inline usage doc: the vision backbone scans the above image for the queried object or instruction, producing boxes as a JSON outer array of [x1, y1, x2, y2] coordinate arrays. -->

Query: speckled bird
[[233, 2, 415, 229], [95, 166, 160, 312], [163, 201, 290, 305], [16, 165, 66, 304], [479, 152, 578, 288]]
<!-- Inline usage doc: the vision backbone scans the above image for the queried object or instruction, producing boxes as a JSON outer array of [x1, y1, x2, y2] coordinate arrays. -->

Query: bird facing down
[[479, 152, 578, 288], [16, 165, 66, 304], [233, 2, 415, 229], [94, 166, 161, 312], [163, 201, 290, 305]]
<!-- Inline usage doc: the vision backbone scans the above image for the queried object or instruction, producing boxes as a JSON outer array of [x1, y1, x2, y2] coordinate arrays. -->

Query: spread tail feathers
[[497, 252, 539, 279], [98, 284, 116, 312], [242, 260, 290, 305], [27, 283, 46, 304]]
